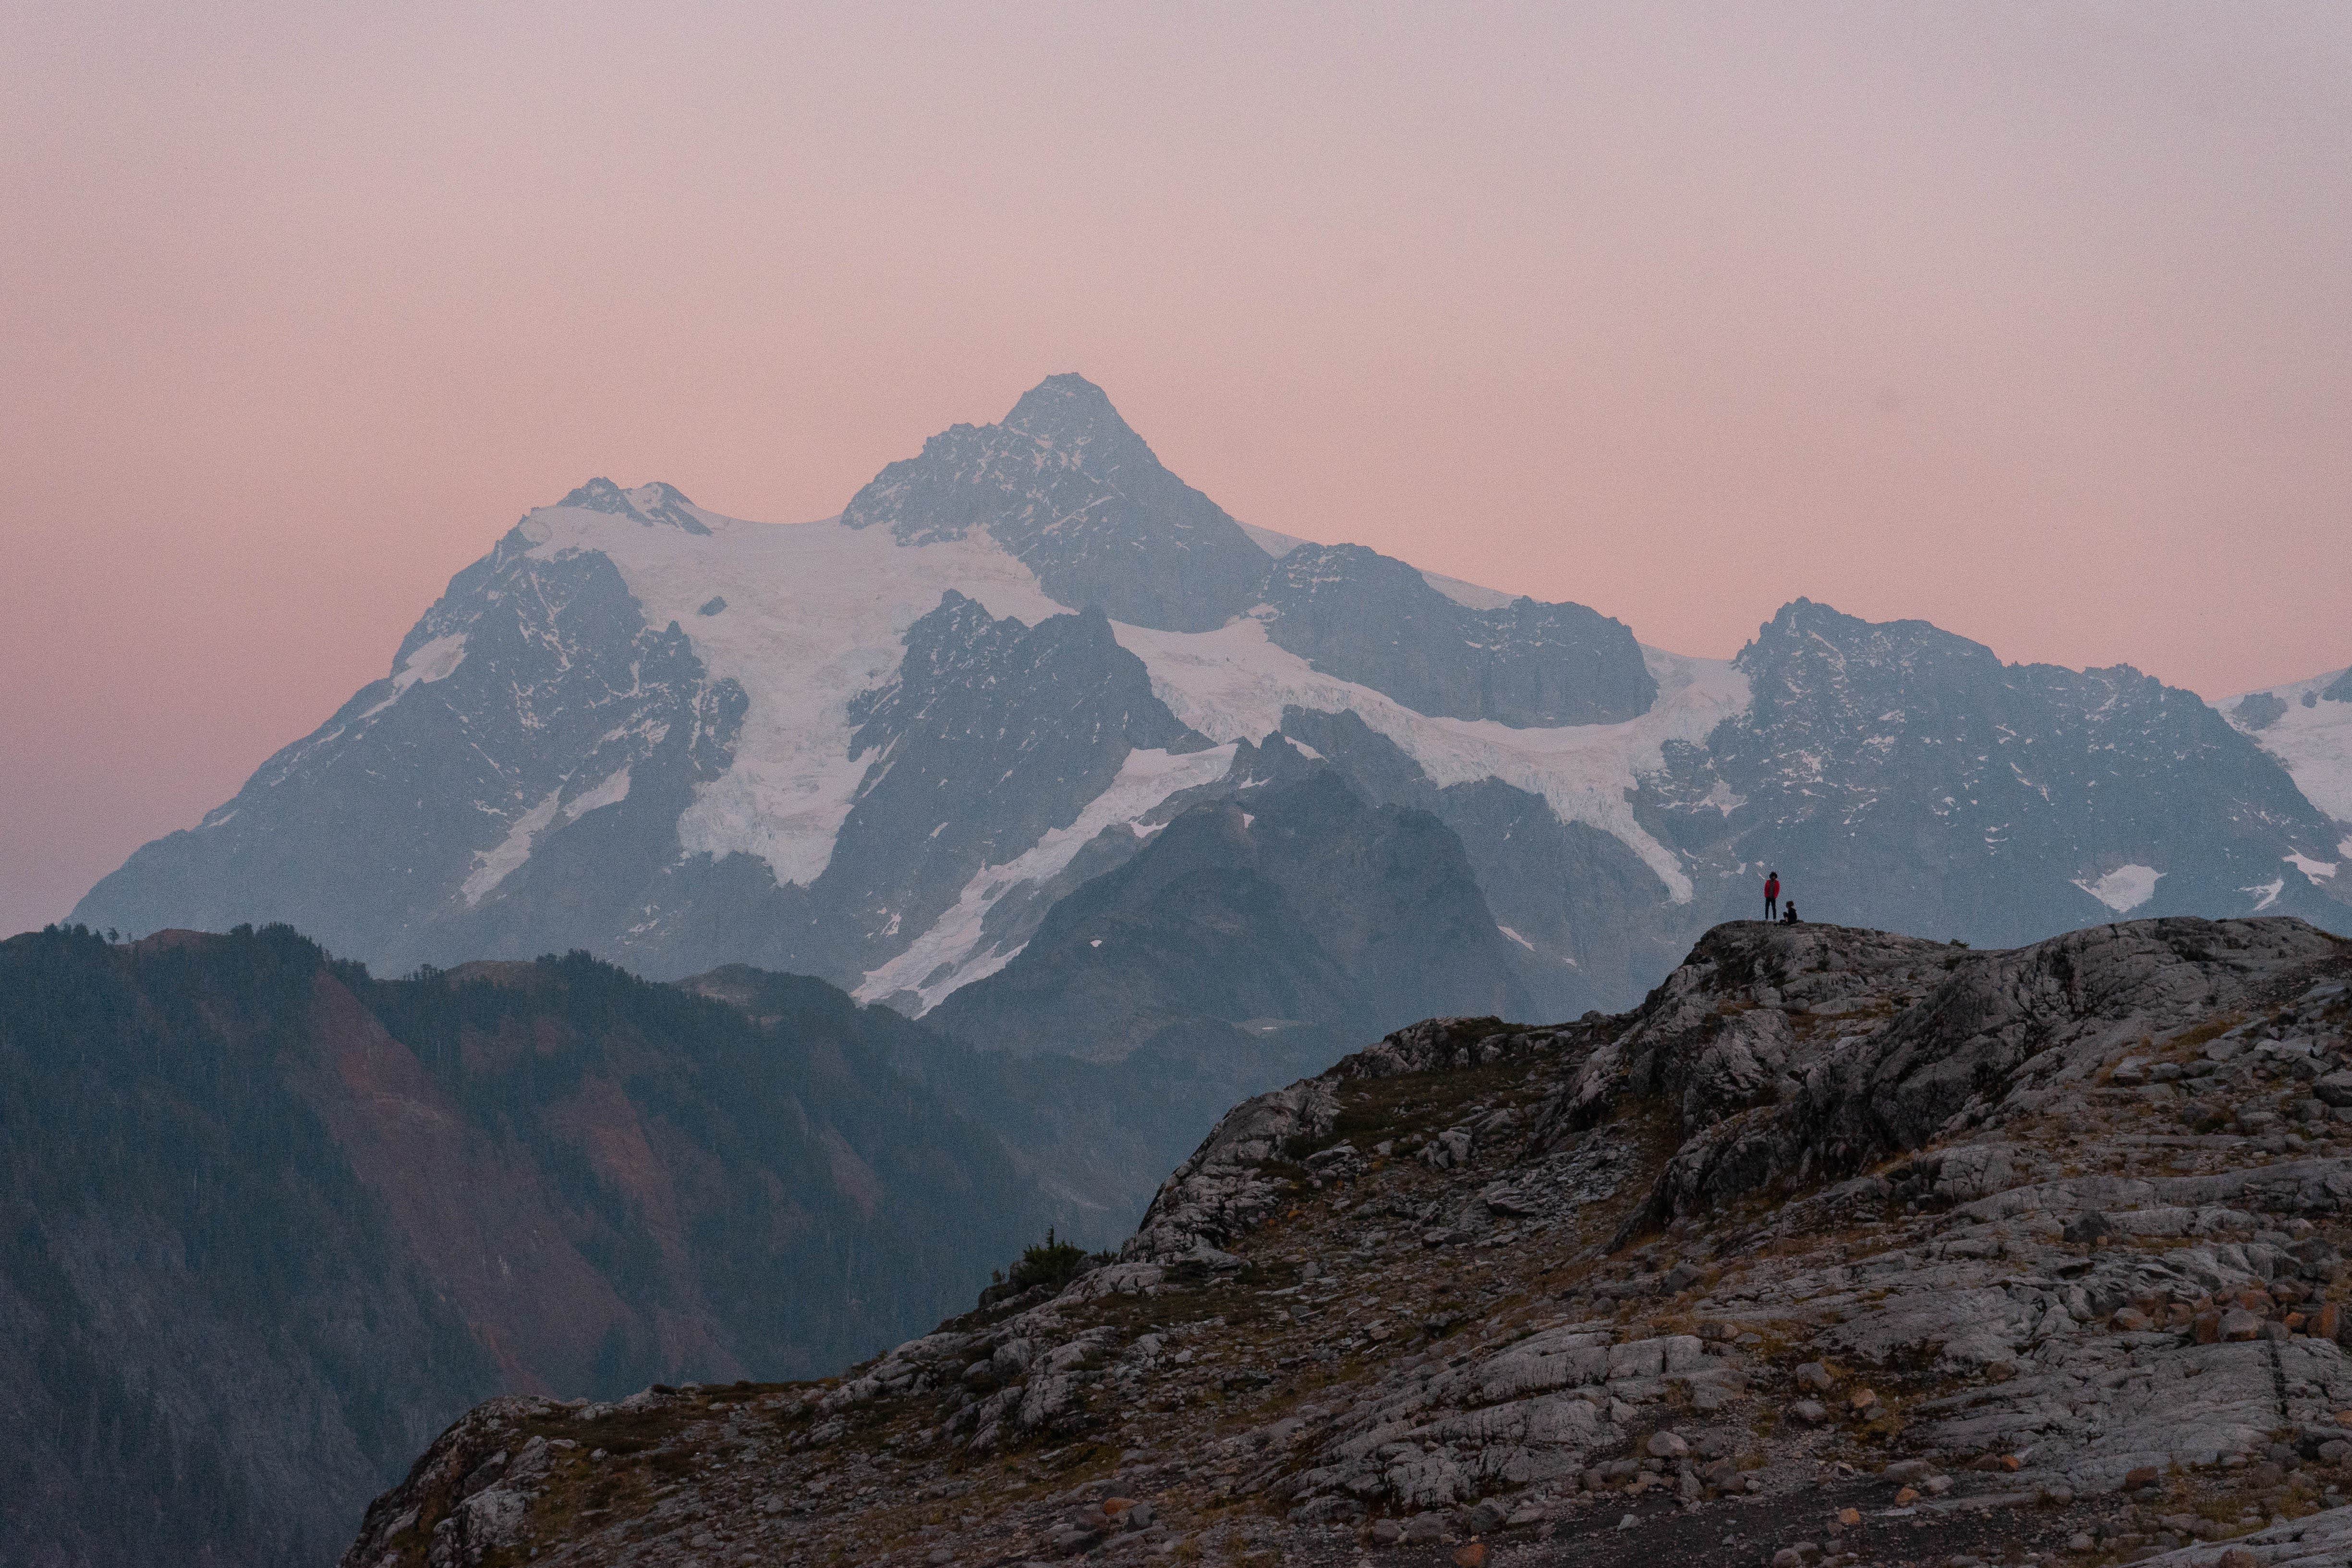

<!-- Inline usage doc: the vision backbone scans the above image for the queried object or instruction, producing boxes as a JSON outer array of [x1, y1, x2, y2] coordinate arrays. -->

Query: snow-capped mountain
[[2224, 664, 2352, 891], [75, 377, 2352, 1047]]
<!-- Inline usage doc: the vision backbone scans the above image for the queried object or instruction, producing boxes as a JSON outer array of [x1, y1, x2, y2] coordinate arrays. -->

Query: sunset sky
[[4, 2, 2349, 936]]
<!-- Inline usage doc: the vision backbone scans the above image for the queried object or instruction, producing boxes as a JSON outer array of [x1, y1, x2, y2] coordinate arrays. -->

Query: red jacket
[[1765, 877, 1780, 899]]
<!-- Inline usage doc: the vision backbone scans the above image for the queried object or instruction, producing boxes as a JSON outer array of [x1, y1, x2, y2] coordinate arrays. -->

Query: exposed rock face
[[78, 532, 748, 971], [841, 372, 1270, 632], [1639, 599, 2347, 945], [2237, 690, 2291, 731], [0, 924, 1054, 1568], [558, 476, 714, 534], [1258, 541, 1656, 726], [343, 913, 2352, 1568], [815, 590, 1208, 968]]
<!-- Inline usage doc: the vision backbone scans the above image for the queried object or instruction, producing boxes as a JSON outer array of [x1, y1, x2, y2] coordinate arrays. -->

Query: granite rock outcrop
[[344, 915, 2352, 1568]]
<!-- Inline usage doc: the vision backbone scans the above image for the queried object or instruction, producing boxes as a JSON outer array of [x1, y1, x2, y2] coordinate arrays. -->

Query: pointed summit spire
[[1000, 372, 1140, 453], [998, 373, 1184, 519], [842, 373, 1269, 630]]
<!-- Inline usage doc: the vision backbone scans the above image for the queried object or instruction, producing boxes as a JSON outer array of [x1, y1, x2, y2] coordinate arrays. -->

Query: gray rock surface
[[78, 531, 748, 974], [341, 913, 2352, 1568], [1258, 541, 1655, 726], [814, 589, 1207, 970], [841, 372, 1270, 632], [1637, 599, 2349, 946]]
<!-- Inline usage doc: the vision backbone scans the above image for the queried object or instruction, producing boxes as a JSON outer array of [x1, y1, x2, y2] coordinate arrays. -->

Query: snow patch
[[562, 766, 632, 821], [1497, 924, 1536, 952], [463, 790, 560, 905], [356, 632, 469, 720], [2243, 878, 2286, 912], [2072, 863, 2163, 913], [462, 769, 625, 904], [400, 632, 470, 687], [851, 743, 1237, 1013]]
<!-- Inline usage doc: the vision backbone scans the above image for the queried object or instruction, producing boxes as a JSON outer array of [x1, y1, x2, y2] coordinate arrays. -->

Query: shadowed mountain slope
[[0, 924, 1053, 1568]]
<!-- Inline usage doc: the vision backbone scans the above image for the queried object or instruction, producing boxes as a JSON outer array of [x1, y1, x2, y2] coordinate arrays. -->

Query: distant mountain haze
[[72, 377, 2352, 1028]]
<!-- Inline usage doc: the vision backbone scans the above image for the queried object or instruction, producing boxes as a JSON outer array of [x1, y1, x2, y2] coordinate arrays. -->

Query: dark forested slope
[[0, 924, 1052, 1568]]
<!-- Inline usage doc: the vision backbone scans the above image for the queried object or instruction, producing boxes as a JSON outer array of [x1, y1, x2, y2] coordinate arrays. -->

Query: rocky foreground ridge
[[344, 917, 2352, 1568]]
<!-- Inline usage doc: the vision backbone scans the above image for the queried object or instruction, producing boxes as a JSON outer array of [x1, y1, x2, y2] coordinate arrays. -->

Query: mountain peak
[[551, 478, 711, 535], [557, 476, 632, 512], [1000, 372, 1141, 456]]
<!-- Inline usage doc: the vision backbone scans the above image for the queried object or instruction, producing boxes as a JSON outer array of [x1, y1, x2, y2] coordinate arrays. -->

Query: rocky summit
[[343, 915, 2352, 1568]]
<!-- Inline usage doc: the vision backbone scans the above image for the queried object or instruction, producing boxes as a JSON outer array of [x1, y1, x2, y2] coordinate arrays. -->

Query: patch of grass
[[2161, 1014, 2244, 1055]]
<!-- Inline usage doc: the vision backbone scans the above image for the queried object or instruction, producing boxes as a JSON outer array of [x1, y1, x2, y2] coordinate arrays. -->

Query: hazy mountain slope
[[1273, 705, 1681, 1017], [0, 927, 495, 1568], [76, 520, 747, 973], [2226, 665, 2352, 848], [926, 767, 1533, 1061], [682, 964, 1334, 1240], [0, 923, 1054, 1568]]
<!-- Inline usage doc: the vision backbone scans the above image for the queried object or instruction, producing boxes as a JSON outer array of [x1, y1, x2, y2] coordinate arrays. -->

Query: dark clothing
[[1764, 875, 1780, 921], [1780, 905, 1800, 925]]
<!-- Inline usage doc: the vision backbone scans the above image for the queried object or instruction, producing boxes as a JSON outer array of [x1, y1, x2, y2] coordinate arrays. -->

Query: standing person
[[1764, 870, 1781, 922]]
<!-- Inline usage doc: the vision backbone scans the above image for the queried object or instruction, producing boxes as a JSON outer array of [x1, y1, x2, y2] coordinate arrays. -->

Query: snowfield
[[495, 490, 1752, 1001], [2226, 668, 2352, 829], [2073, 863, 2164, 914], [520, 492, 1068, 887], [1113, 617, 1749, 903]]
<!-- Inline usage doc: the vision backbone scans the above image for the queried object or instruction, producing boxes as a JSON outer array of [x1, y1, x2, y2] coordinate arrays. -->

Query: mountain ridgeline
[[72, 376, 2349, 1068]]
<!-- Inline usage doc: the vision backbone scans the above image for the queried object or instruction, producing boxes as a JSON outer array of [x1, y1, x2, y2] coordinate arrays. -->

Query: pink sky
[[4, 3, 2350, 936]]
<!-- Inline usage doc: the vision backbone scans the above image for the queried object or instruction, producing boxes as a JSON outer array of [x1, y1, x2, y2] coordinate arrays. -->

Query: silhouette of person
[[1780, 902, 1800, 925], [1764, 870, 1781, 921]]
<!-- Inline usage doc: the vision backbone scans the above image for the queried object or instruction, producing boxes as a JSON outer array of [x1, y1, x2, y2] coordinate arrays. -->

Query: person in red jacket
[[1764, 871, 1781, 921]]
